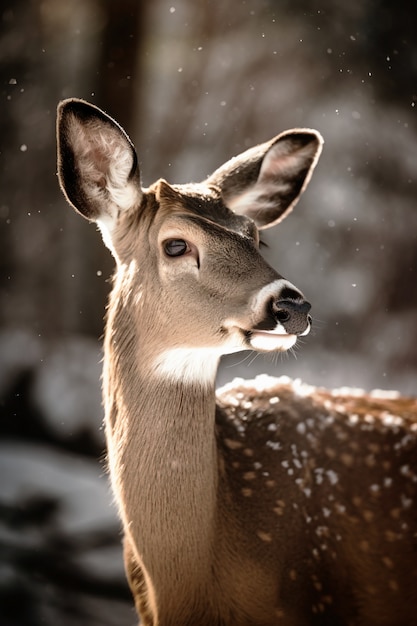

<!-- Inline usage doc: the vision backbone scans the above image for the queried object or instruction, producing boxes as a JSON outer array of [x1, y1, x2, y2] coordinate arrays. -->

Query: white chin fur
[[249, 331, 297, 352]]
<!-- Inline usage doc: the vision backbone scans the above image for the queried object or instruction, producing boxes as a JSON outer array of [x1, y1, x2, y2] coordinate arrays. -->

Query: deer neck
[[103, 298, 221, 598]]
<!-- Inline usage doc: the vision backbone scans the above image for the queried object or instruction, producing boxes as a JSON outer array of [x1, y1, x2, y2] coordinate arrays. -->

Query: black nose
[[272, 296, 312, 335]]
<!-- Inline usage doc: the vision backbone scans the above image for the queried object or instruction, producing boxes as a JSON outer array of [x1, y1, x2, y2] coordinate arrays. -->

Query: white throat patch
[[152, 347, 223, 385]]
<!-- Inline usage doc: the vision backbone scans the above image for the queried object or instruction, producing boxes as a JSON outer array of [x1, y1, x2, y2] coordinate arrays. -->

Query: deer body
[[57, 99, 417, 626]]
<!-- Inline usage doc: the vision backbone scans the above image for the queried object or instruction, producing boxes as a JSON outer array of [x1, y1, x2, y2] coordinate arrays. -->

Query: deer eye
[[163, 239, 189, 257]]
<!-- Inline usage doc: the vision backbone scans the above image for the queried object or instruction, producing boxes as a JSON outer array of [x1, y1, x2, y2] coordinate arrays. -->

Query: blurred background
[[1, 0, 416, 624]]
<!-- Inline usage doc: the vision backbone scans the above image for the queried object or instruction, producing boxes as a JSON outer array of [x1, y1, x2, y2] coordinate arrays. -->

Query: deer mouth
[[247, 329, 298, 352]]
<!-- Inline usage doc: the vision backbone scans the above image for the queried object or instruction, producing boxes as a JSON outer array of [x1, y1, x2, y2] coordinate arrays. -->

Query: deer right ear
[[56, 99, 142, 228], [207, 129, 323, 229]]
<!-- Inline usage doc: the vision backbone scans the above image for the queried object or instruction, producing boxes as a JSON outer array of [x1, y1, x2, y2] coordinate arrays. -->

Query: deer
[[56, 98, 417, 626]]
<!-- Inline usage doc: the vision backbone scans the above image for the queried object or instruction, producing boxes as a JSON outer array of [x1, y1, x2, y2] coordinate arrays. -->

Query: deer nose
[[272, 296, 312, 336]]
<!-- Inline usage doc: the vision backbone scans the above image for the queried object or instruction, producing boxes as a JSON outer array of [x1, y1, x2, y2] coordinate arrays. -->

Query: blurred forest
[[0, 0, 416, 624]]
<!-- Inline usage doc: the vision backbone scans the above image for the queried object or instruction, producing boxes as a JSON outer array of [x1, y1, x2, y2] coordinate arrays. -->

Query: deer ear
[[56, 99, 142, 228], [207, 130, 323, 229]]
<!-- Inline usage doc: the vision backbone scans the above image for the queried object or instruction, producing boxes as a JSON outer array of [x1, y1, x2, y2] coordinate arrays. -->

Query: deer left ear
[[56, 98, 142, 225], [207, 129, 323, 229]]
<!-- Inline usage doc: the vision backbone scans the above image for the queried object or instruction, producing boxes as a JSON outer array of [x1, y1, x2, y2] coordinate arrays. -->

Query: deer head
[[57, 99, 322, 383]]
